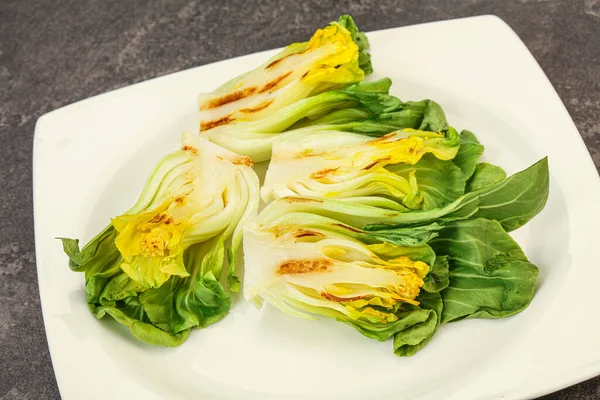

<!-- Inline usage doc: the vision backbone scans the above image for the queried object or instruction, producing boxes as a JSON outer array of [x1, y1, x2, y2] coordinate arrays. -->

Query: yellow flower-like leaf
[[301, 22, 364, 86], [112, 200, 191, 288]]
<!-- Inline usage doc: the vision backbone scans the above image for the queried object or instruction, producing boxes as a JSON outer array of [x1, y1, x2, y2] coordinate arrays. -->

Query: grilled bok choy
[[244, 156, 548, 356], [261, 128, 461, 208], [60, 132, 259, 346], [198, 16, 447, 162]]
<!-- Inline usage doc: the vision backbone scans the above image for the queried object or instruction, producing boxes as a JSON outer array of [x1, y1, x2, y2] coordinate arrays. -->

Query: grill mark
[[362, 161, 378, 171], [232, 155, 253, 166], [362, 156, 391, 170], [309, 166, 340, 179], [182, 145, 198, 156], [265, 46, 308, 69], [259, 71, 292, 93], [200, 115, 234, 131], [371, 133, 396, 143], [294, 229, 325, 239], [239, 99, 274, 113], [199, 87, 258, 110], [321, 293, 366, 302], [278, 259, 332, 275], [216, 154, 252, 166], [265, 57, 285, 70], [332, 223, 362, 233]]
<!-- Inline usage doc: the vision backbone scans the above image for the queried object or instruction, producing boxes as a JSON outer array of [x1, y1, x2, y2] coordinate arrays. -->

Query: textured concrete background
[[1, 0, 599, 398]]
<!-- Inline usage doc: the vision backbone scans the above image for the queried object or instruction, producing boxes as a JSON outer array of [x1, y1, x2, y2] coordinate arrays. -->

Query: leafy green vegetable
[[366, 157, 549, 232], [417, 101, 449, 133], [93, 303, 191, 347], [243, 206, 436, 344], [197, 14, 453, 163], [201, 76, 450, 162], [452, 130, 484, 180], [466, 162, 507, 192], [261, 128, 461, 206], [422, 255, 450, 293], [259, 156, 548, 236], [249, 147, 548, 355], [138, 241, 232, 334], [388, 154, 466, 210], [430, 219, 539, 323], [296, 95, 448, 136], [457, 157, 549, 231], [59, 132, 259, 346], [393, 291, 443, 356], [59, 13, 550, 357], [197, 15, 371, 160]]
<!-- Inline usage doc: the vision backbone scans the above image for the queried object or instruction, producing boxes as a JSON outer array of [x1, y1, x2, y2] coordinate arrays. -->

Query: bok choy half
[[60, 132, 259, 346], [244, 131, 549, 356], [261, 127, 462, 208], [198, 15, 447, 163]]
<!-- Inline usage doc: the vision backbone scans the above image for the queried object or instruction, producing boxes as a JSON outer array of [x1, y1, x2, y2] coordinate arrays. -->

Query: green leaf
[[99, 272, 146, 304], [61, 226, 125, 305], [200, 237, 226, 278], [177, 272, 232, 328], [466, 162, 507, 192], [58, 224, 116, 271], [452, 130, 484, 180], [117, 296, 151, 323], [138, 243, 232, 334], [362, 157, 549, 232], [367, 224, 441, 248], [417, 100, 448, 133], [464, 157, 549, 231], [139, 273, 231, 334], [388, 154, 466, 210], [393, 291, 443, 356], [58, 238, 82, 264], [345, 99, 448, 137], [227, 275, 241, 293], [291, 79, 428, 133], [347, 303, 434, 342], [137, 277, 183, 333], [429, 219, 538, 324], [97, 305, 190, 347], [422, 255, 449, 293]]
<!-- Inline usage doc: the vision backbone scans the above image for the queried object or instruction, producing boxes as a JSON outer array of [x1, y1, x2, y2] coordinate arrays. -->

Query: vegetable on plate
[[59, 13, 550, 354], [244, 147, 548, 355], [60, 132, 259, 346]]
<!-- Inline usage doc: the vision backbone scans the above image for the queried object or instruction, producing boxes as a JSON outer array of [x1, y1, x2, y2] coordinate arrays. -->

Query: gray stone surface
[[0, 0, 598, 398]]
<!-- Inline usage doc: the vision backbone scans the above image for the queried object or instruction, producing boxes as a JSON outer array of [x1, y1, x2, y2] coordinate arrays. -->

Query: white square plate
[[34, 15, 600, 400]]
